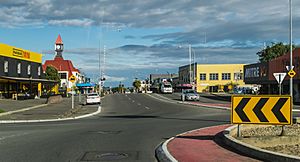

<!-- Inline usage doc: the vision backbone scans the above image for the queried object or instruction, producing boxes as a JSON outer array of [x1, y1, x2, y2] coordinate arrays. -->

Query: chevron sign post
[[232, 96, 292, 125]]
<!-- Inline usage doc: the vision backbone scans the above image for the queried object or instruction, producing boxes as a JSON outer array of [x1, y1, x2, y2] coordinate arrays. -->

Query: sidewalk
[[0, 97, 99, 121], [159, 125, 260, 162]]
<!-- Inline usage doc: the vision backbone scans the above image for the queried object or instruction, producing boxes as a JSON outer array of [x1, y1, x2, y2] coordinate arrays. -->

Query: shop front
[[0, 43, 58, 99]]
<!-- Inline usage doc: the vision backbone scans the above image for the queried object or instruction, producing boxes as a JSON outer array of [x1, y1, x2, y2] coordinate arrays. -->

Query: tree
[[257, 42, 295, 62], [132, 79, 141, 92], [45, 66, 60, 81]]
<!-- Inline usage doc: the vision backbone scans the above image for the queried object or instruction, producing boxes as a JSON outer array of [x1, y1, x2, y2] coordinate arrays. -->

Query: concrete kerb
[[222, 125, 300, 162], [0, 106, 102, 124], [156, 137, 178, 162]]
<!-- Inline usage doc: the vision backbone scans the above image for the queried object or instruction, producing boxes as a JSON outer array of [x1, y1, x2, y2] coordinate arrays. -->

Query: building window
[[200, 73, 206, 80], [27, 65, 31, 75], [4, 61, 8, 73], [17, 63, 21, 74], [234, 72, 243, 80], [222, 73, 231, 80], [38, 66, 41, 76], [59, 73, 67, 79], [209, 73, 218, 80]]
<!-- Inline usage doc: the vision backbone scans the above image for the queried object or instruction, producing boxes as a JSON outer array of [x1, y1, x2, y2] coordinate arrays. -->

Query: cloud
[[48, 18, 94, 27], [3, 0, 300, 86], [104, 75, 127, 82]]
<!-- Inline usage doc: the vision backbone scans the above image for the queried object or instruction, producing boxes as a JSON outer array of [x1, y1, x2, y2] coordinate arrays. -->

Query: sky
[[0, 0, 300, 87]]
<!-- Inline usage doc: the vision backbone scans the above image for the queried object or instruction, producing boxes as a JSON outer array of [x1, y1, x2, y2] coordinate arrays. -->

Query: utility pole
[[193, 50, 196, 91], [189, 44, 192, 88], [289, 0, 293, 98], [99, 40, 101, 105]]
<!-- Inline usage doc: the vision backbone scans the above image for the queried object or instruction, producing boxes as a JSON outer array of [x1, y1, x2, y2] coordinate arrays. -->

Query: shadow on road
[[200, 95, 231, 102], [101, 114, 229, 123]]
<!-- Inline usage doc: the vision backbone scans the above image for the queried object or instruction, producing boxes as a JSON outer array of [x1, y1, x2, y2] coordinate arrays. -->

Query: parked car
[[181, 89, 199, 101], [86, 93, 101, 104], [160, 83, 173, 93], [125, 89, 131, 94]]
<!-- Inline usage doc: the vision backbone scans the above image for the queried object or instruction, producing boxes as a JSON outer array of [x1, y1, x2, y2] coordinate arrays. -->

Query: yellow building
[[0, 43, 58, 99], [178, 64, 245, 93]]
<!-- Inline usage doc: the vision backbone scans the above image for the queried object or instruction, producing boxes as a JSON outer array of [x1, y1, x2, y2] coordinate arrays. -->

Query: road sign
[[69, 75, 76, 83], [288, 69, 296, 78], [232, 96, 291, 125], [286, 66, 294, 71], [273, 73, 286, 84]]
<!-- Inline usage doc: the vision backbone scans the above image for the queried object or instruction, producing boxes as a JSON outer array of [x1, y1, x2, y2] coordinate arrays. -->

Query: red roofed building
[[43, 35, 83, 92]]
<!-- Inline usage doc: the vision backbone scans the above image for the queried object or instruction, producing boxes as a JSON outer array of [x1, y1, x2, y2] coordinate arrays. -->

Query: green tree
[[133, 79, 141, 91], [45, 66, 60, 81], [257, 42, 295, 62]]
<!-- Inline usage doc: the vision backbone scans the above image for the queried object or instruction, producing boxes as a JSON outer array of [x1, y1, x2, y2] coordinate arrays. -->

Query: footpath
[[0, 96, 100, 123]]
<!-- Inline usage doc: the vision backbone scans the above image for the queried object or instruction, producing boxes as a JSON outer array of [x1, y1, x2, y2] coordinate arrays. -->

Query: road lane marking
[[0, 132, 30, 141], [145, 106, 150, 110], [137, 103, 141, 106]]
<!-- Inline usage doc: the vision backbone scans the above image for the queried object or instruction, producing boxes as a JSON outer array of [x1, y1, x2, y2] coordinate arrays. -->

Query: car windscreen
[[185, 90, 196, 94], [87, 94, 98, 96], [164, 85, 172, 88]]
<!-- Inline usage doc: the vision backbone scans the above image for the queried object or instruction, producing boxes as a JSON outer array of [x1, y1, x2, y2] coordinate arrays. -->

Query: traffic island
[[223, 124, 300, 161], [156, 125, 260, 162]]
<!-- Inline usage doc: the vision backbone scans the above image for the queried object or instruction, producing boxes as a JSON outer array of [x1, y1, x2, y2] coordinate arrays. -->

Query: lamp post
[[289, 0, 293, 98], [189, 44, 192, 88]]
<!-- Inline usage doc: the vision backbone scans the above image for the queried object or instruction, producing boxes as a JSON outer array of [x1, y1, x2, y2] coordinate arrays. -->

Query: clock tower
[[55, 34, 64, 58]]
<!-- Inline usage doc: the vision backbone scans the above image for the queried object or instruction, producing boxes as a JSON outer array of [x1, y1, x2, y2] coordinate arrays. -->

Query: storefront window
[[38, 66, 41, 76], [27, 65, 31, 75], [17, 63, 21, 74], [4, 61, 8, 73]]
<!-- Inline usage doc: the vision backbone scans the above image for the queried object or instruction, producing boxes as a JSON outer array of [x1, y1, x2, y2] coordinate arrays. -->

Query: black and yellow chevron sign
[[232, 96, 292, 125]]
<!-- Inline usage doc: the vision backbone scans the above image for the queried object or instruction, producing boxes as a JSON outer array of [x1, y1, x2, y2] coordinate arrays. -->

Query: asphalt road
[[0, 93, 231, 162]]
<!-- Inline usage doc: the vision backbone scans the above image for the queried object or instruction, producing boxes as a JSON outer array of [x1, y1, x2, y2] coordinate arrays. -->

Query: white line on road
[[132, 100, 135, 103], [145, 106, 150, 110], [137, 103, 141, 106], [0, 132, 30, 141]]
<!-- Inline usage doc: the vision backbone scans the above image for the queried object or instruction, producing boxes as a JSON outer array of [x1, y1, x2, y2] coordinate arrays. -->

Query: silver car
[[181, 89, 199, 101], [86, 93, 101, 104]]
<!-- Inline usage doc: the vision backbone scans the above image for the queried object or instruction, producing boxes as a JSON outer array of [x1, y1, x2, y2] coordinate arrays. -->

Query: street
[[0, 93, 230, 162]]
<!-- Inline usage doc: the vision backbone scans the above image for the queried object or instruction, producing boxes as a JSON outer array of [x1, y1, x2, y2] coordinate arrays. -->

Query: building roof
[[55, 34, 63, 44], [43, 57, 79, 78]]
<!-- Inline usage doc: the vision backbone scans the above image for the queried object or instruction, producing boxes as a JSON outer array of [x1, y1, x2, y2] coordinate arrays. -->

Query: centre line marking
[[145, 106, 150, 109]]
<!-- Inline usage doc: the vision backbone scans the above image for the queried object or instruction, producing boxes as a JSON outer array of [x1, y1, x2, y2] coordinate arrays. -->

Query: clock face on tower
[[56, 45, 61, 50]]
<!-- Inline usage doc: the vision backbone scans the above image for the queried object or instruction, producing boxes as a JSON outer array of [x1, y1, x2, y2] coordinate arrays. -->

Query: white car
[[181, 89, 199, 101], [160, 84, 173, 93], [86, 93, 101, 104]]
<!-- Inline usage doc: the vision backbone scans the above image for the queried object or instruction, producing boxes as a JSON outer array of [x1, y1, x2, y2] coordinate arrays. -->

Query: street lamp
[[289, 0, 293, 98], [178, 44, 196, 90]]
